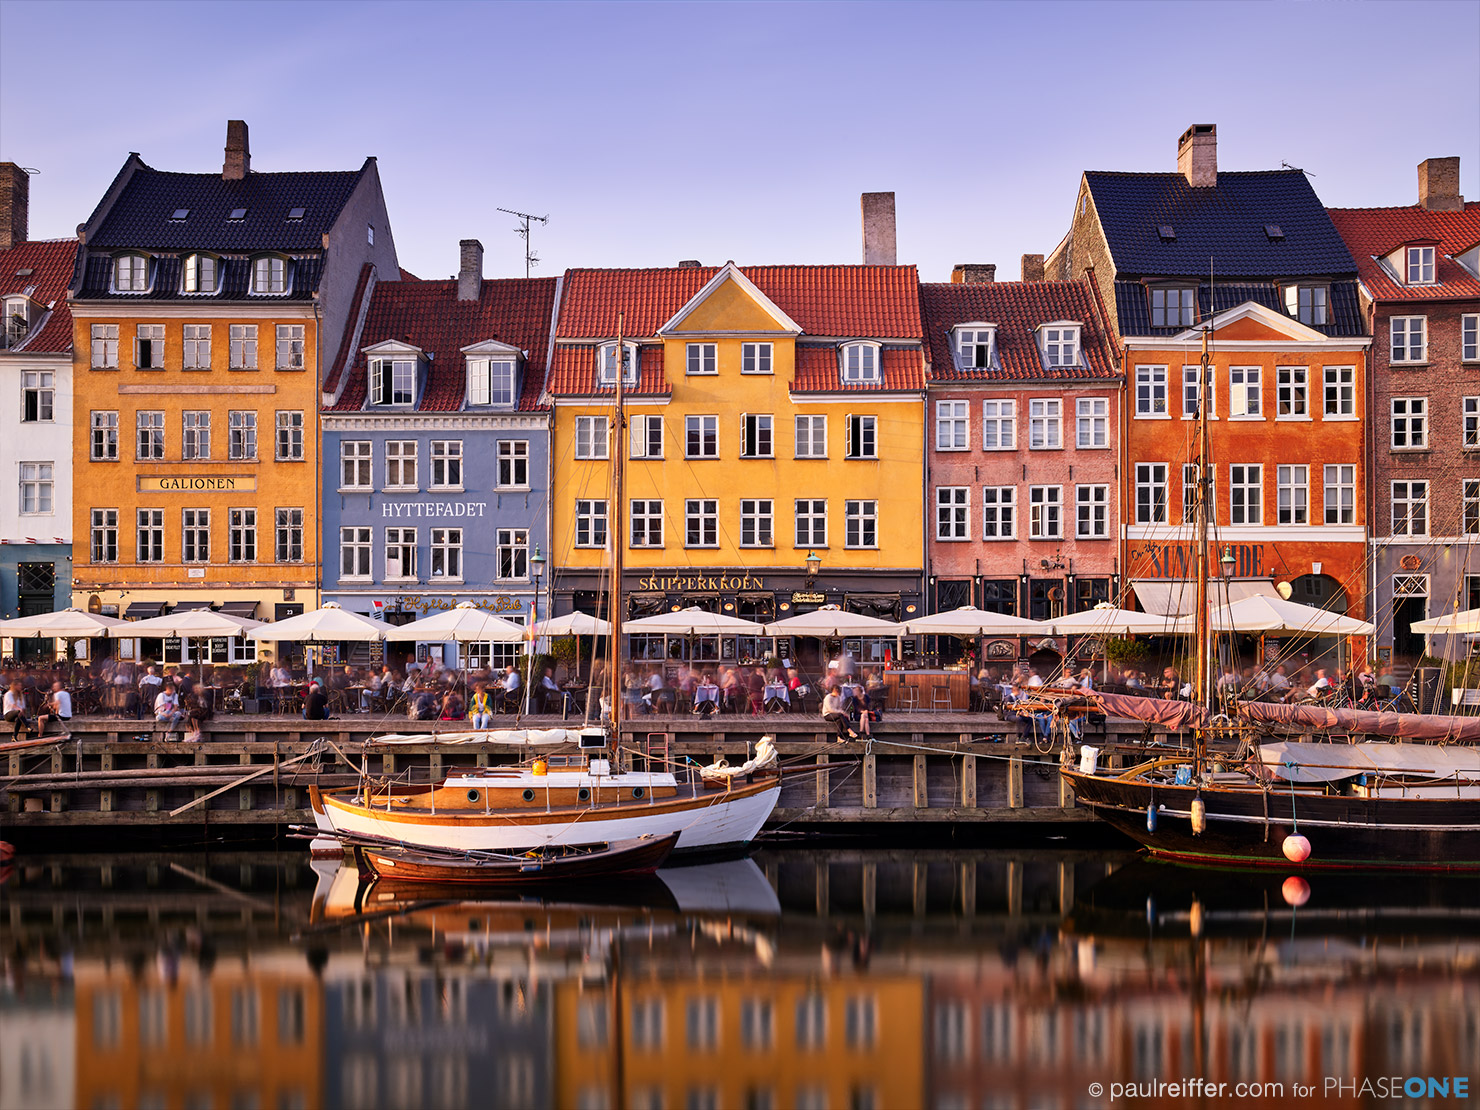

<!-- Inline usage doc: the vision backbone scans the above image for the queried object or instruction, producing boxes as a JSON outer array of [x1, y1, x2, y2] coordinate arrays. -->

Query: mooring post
[[815, 750, 830, 810], [1007, 755, 1024, 808], [962, 754, 977, 808], [863, 752, 877, 809], [913, 754, 928, 810]]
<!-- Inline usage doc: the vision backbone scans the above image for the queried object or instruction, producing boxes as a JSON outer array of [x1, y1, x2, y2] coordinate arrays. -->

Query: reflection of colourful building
[[0, 984, 75, 1110]]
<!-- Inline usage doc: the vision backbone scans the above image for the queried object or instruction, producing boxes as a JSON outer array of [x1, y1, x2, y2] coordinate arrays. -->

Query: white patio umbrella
[[383, 602, 526, 643], [1171, 594, 1373, 636], [903, 606, 1048, 637], [256, 602, 396, 642], [622, 606, 767, 635], [0, 608, 127, 639], [528, 611, 612, 637], [1412, 608, 1480, 636], [764, 608, 904, 637], [1048, 606, 1177, 636], [115, 609, 265, 639]]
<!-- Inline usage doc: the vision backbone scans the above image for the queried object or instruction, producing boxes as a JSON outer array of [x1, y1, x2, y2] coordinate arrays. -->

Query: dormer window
[[370, 358, 416, 406], [251, 256, 288, 295], [1150, 287, 1195, 328], [1407, 246, 1435, 284], [113, 254, 149, 293], [953, 325, 995, 369], [3, 297, 30, 349], [597, 342, 640, 386], [182, 253, 218, 294], [1040, 325, 1080, 367], [468, 356, 517, 406], [841, 342, 880, 383], [1284, 284, 1328, 326]]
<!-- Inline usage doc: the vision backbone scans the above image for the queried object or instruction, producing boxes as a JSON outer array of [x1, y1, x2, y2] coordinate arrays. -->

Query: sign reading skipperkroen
[[137, 475, 257, 492]]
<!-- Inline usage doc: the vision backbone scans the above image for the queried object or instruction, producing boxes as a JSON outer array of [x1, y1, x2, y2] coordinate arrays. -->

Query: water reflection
[[3, 847, 1478, 1110]]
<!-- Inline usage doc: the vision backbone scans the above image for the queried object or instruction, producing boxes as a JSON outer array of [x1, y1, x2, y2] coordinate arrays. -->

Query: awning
[[220, 601, 259, 619], [172, 600, 211, 613], [124, 601, 166, 620], [1130, 578, 1277, 619]]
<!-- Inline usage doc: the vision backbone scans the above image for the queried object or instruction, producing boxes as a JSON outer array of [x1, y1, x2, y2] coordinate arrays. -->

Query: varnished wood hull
[[355, 832, 680, 885]]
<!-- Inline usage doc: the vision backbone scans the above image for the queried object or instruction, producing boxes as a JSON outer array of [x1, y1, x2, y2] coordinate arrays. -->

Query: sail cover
[[1091, 692, 1210, 730], [1238, 701, 1480, 742]]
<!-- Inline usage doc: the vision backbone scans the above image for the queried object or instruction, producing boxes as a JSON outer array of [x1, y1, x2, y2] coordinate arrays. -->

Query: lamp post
[[805, 550, 821, 586], [526, 545, 546, 714]]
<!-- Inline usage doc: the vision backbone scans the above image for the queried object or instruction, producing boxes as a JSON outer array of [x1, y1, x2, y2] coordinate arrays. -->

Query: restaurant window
[[432, 528, 463, 580], [496, 528, 527, 579], [1029, 580, 1062, 621], [1075, 577, 1110, 612], [981, 579, 1016, 615]]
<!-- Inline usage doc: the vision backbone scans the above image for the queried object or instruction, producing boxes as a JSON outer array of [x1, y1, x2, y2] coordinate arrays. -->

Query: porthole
[[632, 787, 645, 800], [466, 790, 480, 802], [577, 787, 591, 802], [521, 788, 536, 802]]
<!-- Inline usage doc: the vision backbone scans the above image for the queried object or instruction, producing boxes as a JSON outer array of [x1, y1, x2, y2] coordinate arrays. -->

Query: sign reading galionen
[[137, 475, 258, 492]]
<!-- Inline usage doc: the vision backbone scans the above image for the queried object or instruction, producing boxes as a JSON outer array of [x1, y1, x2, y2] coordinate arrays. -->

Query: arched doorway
[[1287, 574, 1347, 612]]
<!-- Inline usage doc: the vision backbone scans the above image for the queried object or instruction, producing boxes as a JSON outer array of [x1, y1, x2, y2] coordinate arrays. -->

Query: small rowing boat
[[350, 831, 680, 886]]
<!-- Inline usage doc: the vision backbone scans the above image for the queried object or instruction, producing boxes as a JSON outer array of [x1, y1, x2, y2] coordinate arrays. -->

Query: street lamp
[[1219, 545, 1236, 576], [525, 545, 546, 715], [804, 550, 821, 585]]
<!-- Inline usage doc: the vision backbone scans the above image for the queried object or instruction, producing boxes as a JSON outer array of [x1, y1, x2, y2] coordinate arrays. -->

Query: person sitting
[[138, 666, 164, 719], [1302, 668, 1332, 703], [649, 667, 676, 715], [622, 672, 648, 715], [498, 664, 521, 713], [538, 667, 568, 714], [409, 685, 437, 721], [1159, 667, 1182, 699], [822, 687, 857, 741], [303, 679, 331, 721], [4, 681, 31, 738], [154, 686, 186, 730], [439, 687, 464, 721], [470, 683, 494, 729], [851, 685, 877, 737], [184, 687, 212, 742], [747, 666, 766, 717], [35, 680, 73, 738]]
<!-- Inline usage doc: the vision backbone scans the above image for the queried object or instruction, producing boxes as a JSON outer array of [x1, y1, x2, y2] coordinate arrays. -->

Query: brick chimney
[[1418, 157, 1463, 211], [1177, 124, 1217, 188], [223, 120, 250, 181], [0, 163, 28, 252], [861, 192, 896, 266], [458, 239, 484, 301], [1021, 254, 1045, 282], [950, 264, 995, 284]]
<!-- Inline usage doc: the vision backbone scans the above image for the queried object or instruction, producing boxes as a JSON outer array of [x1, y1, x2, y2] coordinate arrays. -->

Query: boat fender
[[1174, 765, 1192, 786], [533, 759, 548, 777], [1282, 834, 1312, 863], [1189, 899, 1203, 937], [1146, 803, 1157, 833], [1190, 796, 1207, 835]]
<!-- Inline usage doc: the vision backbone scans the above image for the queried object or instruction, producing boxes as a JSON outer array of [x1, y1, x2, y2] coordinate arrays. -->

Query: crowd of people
[[1110, 660, 1384, 708]]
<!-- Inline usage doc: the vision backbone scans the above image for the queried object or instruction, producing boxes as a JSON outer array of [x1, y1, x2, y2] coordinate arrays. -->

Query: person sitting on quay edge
[[850, 684, 877, 738], [35, 680, 73, 738], [4, 681, 32, 738], [303, 679, 331, 721], [154, 685, 186, 730], [408, 684, 437, 721], [470, 683, 494, 729], [822, 685, 858, 741]]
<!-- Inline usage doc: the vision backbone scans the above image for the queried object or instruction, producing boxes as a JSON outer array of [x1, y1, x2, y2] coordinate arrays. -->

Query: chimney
[[861, 192, 897, 266], [458, 239, 484, 301], [677, 259, 702, 268], [0, 163, 28, 252], [1418, 157, 1463, 211], [1177, 123, 1217, 188], [223, 120, 250, 181], [1021, 254, 1045, 283], [950, 264, 996, 284]]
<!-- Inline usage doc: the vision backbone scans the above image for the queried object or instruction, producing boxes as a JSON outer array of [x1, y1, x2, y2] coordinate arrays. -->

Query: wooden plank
[[1059, 767, 1075, 808], [145, 790, 158, 813], [1007, 755, 1024, 809], [863, 753, 877, 809], [962, 754, 977, 808], [100, 790, 113, 813], [815, 750, 830, 810], [913, 754, 928, 809]]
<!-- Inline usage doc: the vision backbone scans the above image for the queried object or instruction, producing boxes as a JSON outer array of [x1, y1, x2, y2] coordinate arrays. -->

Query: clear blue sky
[[2, 0, 1476, 283]]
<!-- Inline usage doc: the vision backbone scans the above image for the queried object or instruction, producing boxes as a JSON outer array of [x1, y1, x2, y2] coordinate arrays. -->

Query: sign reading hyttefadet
[[382, 503, 488, 517]]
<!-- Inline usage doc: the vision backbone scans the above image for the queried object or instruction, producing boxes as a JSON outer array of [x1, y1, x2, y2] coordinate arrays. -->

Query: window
[[630, 415, 663, 459], [385, 527, 417, 579], [2, 298, 27, 347], [1391, 398, 1428, 448], [740, 499, 773, 547], [182, 411, 210, 459], [841, 343, 879, 383], [795, 415, 827, 458], [575, 415, 609, 459], [18, 371, 53, 424], [845, 998, 877, 1050], [1181, 463, 1214, 524], [742, 342, 773, 374], [936, 487, 968, 540], [1135, 366, 1167, 416], [114, 254, 148, 292], [687, 997, 720, 1051], [1229, 366, 1261, 417], [182, 509, 210, 563], [936, 400, 968, 449], [432, 528, 463, 579], [252, 256, 287, 294], [685, 500, 718, 547], [370, 358, 415, 405], [1182, 365, 1214, 418], [632, 999, 665, 1051], [18, 462, 52, 514], [1076, 485, 1108, 537], [91, 509, 118, 563], [340, 527, 371, 579], [1464, 315, 1479, 362], [341, 441, 371, 488], [982, 399, 1016, 448], [229, 324, 258, 370], [1324, 465, 1355, 525], [845, 415, 877, 459], [137, 509, 164, 562], [183, 324, 211, 369], [183, 253, 217, 294], [1465, 480, 1480, 536], [1028, 399, 1062, 449], [275, 325, 305, 371], [136, 324, 165, 369], [1392, 480, 1428, 536], [91, 411, 118, 460], [91, 324, 119, 368], [844, 500, 877, 548], [795, 995, 826, 1050], [795, 499, 826, 547], [1391, 316, 1427, 363], [1277, 465, 1308, 525], [598, 342, 639, 385], [1028, 486, 1061, 538], [1276, 367, 1308, 417], [686, 415, 718, 458], [429, 440, 462, 488], [276, 412, 304, 461], [385, 441, 417, 489], [1135, 463, 1168, 524], [1150, 287, 1195, 328], [1230, 464, 1263, 524], [956, 326, 994, 368], [983, 486, 1015, 539], [1042, 325, 1079, 365], [1285, 285, 1328, 325], [228, 411, 257, 460], [1324, 367, 1355, 416], [227, 508, 256, 562], [1467, 398, 1480, 448], [275, 508, 304, 563], [741, 999, 773, 1051], [576, 500, 608, 548], [631, 500, 664, 547], [741, 414, 773, 458], [496, 439, 528, 487], [1076, 397, 1108, 448], [686, 342, 717, 375], [136, 411, 165, 460], [1406, 246, 1435, 284]]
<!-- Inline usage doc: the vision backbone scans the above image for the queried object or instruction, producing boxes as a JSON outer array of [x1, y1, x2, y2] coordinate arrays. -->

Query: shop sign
[[392, 594, 527, 615], [1399, 554, 1424, 571], [985, 639, 1017, 659], [791, 591, 826, 603], [382, 502, 488, 518], [637, 573, 767, 591], [1139, 542, 1266, 578], [138, 475, 256, 492]]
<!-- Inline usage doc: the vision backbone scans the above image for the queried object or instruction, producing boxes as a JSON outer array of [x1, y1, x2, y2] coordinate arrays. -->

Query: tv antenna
[[497, 207, 549, 278]]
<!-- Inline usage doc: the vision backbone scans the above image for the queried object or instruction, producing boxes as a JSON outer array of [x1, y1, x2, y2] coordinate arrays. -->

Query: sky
[[2, 0, 1476, 284]]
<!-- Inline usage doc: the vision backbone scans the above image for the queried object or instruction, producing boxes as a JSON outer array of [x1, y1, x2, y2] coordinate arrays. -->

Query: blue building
[[320, 241, 558, 668]]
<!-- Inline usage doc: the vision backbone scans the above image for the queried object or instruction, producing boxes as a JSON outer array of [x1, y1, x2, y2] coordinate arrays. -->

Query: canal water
[[2, 845, 1477, 1109]]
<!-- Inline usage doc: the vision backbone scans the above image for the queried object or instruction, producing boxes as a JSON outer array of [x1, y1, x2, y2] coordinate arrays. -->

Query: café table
[[693, 684, 720, 713]]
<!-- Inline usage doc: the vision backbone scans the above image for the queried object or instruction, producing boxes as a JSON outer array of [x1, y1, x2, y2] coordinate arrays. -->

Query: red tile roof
[[555, 265, 923, 339], [326, 276, 558, 412], [790, 345, 925, 393], [0, 238, 79, 354], [918, 279, 1119, 382], [546, 343, 669, 397], [1327, 203, 1480, 303]]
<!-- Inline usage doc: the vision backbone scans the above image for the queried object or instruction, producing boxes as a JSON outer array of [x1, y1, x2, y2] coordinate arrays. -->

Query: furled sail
[[1237, 702, 1480, 742]]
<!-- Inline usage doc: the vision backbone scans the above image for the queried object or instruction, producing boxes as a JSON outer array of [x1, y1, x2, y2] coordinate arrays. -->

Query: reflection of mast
[[611, 934, 626, 1110]]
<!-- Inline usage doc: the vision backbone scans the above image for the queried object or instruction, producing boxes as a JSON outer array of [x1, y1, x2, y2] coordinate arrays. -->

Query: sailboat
[[1061, 324, 1480, 872], [310, 313, 782, 858]]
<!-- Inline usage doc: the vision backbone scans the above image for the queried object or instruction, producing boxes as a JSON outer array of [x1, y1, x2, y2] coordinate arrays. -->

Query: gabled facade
[[548, 262, 926, 668], [320, 240, 559, 667], [67, 121, 398, 659], [1329, 157, 1480, 664], [919, 274, 1121, 653]]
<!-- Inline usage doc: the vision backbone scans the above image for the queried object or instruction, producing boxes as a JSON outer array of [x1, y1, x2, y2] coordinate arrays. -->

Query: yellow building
[[67, 120, 398, 656], [548, 263, 927, 669]]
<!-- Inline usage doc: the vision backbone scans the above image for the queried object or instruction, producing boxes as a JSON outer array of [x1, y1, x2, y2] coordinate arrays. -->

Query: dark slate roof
[[76, 253, 322, 302], [87, 159, 367, 252], [0, 238, 78, 354], [1113, 279, 1365, 338], [1085, 170, 1356, 278]]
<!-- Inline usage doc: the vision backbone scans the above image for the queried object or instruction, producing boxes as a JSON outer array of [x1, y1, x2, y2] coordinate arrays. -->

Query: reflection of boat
[[351, 831, 678, 885]]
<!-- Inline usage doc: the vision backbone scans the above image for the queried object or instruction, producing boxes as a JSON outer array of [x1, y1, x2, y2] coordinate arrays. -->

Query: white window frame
[[1182, 365, 1215, 420], [227, 410, 257, 461], [1028, 485, 1062, 539], [182, 410, 210, 460], [496, 439, 529, 488], [1075, 397, 1108, 449], [1135, 366, 1168, 417], [1391, 480, 1428, 537], [844, 500, 878, 549], [275, 324, 305, 371], [686, 342, 717, 376], [136, 411, 165, 460], [795, 498, 827, 548], [431, 527, 463, 581], [1229, 366, 1261, 418], [385, 527, 418, 581], [274, 508, 304, 564], [182, 253, 217, 295], [1040, 325, 1080, 367], [1406, 246, 1435, 285], [1028, 399, 1062, 449], [135, 324, 165, 369], [251, 256, 288, 295], [629, 415, 664, 459], [840, 342, 880, 384], [1284, 284, 1329, 326], [982, 399, 1016, 449], [794, 415, 827, 458], [339, 526, 372, 581], [936, 400, 969, 451], [685, 499, 719, 548], [136, 508, 164, 563], [740, 499, 774, 548], [575, 500, 608, 549], [954, 325, 995, 370], [20, 370, 53, 423], [1230, 464, 1263, 525], [183, 324, 211, 370], [1390, 316, 1427, 364], [574, 415, 609, 460], [597, 342, 640, 386], [1135, 463, 1168, 524], [845, 414, 877, 460], [113, 254, 149, 293], [1076, 485, 1108, 538], [91, 508, 119, 564], [1324, 464, 1355, 525], [181, 508, 210, 564], [91, 411, 119, 461], [741, 342, 773, 375], [1464, 480, 1480, 536], [18, 462, 53, 515], [1323, 367, 1355, 417], [228, 508, 257, 563], [275, 411, 304, 462], [1276, 367, 1308, 418], [630, 499, 664, 548], [936, 487, 969, 541], [370, 358, 415, 406], [741, 413, 773, 459], [91, 324, 119, 369], [229, 324, 258, 370], [340, 441, 372, 489], [1277, 465, 1309, 525], [1464, 314, 1480, 363], [982, 486, 1015, 539], [1390, 397, 1428, 449], [1466, 398, 1480, 449], [429, 440, 463, 490], [384, 440, 418, 490], [686, 415, 719, 459], [467, 357, 517, 407]]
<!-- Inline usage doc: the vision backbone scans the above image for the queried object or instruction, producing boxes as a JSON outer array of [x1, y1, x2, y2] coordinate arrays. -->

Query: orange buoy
[[1282, 834, 1312, 863]]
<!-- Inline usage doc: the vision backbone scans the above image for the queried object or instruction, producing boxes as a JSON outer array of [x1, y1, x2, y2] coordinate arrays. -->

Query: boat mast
[[609, 313, 626, 741], [1194, 318, 1213, 714]]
